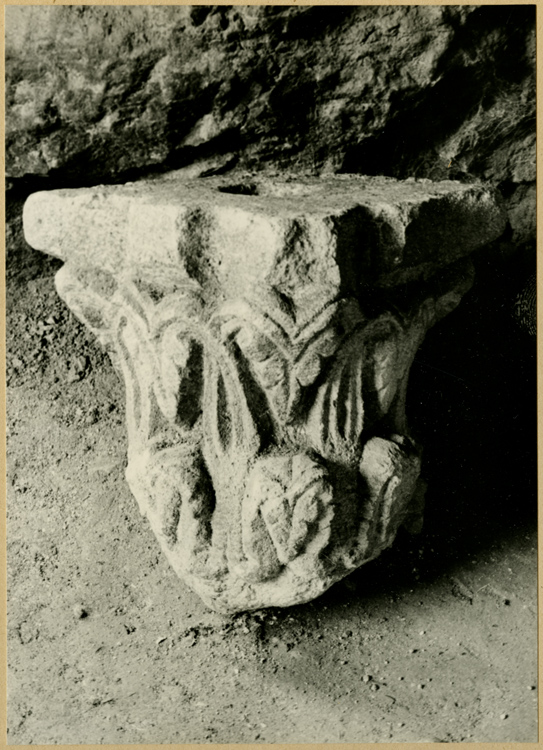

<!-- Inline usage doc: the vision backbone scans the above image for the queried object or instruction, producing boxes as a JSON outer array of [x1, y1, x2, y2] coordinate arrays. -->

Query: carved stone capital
[[24, 174, 506, 612]]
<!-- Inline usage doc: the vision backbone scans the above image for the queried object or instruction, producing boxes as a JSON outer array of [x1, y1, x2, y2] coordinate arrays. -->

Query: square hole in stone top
[[216, 180, 327, 198], [217, 182, 260, 196]]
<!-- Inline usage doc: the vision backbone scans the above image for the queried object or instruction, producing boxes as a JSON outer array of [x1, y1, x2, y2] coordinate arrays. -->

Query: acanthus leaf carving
[[229, 452, 334, 583], [53, 258, 471, 612]]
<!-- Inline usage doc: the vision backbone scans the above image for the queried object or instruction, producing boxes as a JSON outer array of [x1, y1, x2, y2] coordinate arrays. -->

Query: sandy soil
[[6, 224, 537, 744]]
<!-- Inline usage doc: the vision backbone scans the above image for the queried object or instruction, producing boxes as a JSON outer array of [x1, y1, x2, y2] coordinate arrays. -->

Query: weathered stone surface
[[24, 174, 506, 291], [7, 5, 535, 244], [23, 175, 506, 612]]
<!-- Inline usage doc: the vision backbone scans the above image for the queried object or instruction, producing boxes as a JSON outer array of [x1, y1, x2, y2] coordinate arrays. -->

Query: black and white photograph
[[5, 3, 537, 744]]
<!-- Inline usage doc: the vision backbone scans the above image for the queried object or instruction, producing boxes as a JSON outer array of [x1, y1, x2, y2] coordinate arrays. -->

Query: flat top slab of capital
[[24, 173, 506, 288]]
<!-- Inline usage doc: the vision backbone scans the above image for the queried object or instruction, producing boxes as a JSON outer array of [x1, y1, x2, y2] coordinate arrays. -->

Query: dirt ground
[[6, 212, 537, 744]]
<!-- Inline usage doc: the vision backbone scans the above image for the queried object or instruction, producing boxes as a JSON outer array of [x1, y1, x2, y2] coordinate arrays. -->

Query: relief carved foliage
[[55, 260, 449, 609]]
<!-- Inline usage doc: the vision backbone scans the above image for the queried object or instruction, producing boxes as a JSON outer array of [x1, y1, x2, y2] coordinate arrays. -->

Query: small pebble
[[72, 605, 88, 619], [500, 713, 508, 720], [370, 683, 379, 692], [362, 674, 372, 683], [418, 683, 425, 690], [397, 722, 405, 728], [419, 630, 426, 635], [528, 685, 536, 691]]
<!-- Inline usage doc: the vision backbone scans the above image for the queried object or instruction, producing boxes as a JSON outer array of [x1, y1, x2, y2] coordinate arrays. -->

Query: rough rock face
[[6, 5, 535, 245], [23, 175, 507, 612]]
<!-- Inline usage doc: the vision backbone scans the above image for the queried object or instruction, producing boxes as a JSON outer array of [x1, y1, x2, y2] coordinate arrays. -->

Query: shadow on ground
[[6, 214, 537, 744]]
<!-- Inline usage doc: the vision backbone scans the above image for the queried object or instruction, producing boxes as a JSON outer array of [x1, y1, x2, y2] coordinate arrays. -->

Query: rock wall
[[6, 5, 535, 250]]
